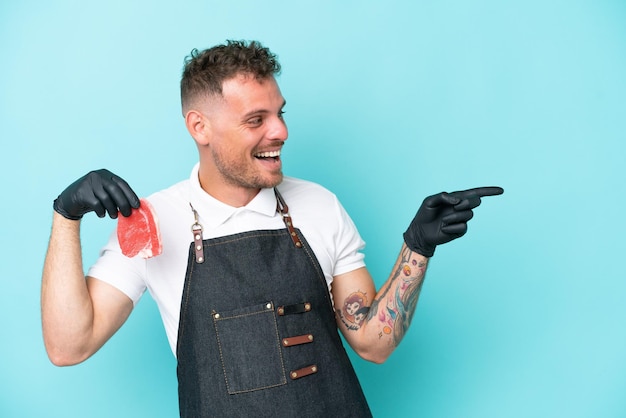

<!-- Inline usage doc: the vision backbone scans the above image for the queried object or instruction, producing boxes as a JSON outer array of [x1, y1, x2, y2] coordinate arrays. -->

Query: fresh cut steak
[[117, 198, 163, 258]]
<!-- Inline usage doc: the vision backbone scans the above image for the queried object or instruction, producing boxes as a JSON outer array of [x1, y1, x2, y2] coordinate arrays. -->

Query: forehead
[[220, 74, 284, 111]]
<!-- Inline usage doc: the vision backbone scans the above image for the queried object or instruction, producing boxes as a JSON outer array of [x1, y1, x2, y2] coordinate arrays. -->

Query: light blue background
[[1, 0, 625, 417]]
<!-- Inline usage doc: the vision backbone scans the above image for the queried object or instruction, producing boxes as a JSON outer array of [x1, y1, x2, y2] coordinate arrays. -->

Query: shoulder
[[147, 178, 192, 205], [276, 176, 355, 232], [142, 178, 193, 219], [277, 177, 365, 280]]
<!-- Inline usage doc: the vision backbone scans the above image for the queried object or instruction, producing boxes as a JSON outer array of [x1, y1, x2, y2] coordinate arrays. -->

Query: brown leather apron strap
[[189, 203, 205, 263], [290, 365, 318, 380], [282, 334, 314, 347], [275, 188, 303, 248]]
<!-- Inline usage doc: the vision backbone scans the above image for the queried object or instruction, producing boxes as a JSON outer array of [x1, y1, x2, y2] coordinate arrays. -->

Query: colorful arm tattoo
[[365, 245, 427, 347], [338, 290, 371, 331]]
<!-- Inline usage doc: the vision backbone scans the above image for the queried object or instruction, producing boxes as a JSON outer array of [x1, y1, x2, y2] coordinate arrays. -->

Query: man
[[42, 40, 503, 417]]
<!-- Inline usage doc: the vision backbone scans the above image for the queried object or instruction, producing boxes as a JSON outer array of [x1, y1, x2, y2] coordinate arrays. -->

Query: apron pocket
[[212, 302, 287, 394]]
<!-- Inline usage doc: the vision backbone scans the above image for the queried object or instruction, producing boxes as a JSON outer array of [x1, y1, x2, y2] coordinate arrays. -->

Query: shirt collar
[[189, 163, 278, 228]]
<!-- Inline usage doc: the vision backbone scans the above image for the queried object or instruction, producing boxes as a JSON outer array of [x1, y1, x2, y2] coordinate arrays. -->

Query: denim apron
[[176, 189, 372, 417]]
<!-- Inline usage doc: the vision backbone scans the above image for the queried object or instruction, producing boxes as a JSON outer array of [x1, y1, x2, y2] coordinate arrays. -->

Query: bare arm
[[332, 244, 427, 364], [42, 170, 140, 366], [41, 212, 133, 366]]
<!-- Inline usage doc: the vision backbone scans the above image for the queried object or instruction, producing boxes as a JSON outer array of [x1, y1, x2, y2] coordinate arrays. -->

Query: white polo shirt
[[88, 163, 366, 355]]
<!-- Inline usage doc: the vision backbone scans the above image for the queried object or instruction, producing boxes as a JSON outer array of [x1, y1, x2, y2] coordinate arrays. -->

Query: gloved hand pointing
[[403, 186, 504, 257], [53, 169, 140, 220]]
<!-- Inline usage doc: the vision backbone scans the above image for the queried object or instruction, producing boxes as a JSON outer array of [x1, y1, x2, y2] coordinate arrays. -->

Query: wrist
[[402, 231, 435, 258], [51, 211, 82, 240], [53, 198, 83, 221]]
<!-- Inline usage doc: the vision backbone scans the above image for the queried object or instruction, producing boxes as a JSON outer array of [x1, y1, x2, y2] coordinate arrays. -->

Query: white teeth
[[255, 150, 281, 158]]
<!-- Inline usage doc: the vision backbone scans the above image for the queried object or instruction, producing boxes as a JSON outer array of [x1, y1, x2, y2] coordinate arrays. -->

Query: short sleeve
[[331, 195, 366, 277], [87, 230, 148, 305]]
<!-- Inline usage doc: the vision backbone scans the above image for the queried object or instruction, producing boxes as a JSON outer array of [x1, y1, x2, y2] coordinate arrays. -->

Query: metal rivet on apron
[[291, 371, 298, 379], [296, 242, 302, 248], [308, 334, 313, 341], [196, 245, 202, 251], [304, 303, 311, 311], [198, 257, 204, 263], [277, 307, 285, 315], [283, 339, 289, 346], [213, 313, 220, 319], [266, 303, 272, 310], [311, 366, 317, 372], [194, 234, 201, 240]]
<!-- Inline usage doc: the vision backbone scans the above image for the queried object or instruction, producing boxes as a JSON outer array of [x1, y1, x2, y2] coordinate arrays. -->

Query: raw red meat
[[117, 198, 163, 258]]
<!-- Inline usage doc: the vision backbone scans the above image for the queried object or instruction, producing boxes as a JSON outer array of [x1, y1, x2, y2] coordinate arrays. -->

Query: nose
[[267, 115, 288, 142]]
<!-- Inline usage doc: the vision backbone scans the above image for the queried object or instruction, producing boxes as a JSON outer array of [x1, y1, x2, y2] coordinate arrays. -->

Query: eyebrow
[[242, 100, 287, 119]]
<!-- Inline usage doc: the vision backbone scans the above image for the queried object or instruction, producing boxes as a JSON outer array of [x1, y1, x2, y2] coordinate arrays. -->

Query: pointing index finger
[[452, 186, 504, 199]]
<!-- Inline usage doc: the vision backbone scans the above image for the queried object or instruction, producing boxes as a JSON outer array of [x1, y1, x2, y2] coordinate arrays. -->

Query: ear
[[185, 110, 211, 146]]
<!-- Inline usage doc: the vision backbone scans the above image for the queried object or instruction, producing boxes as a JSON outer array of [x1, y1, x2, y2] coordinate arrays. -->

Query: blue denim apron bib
[[176, 189, 372, 417]]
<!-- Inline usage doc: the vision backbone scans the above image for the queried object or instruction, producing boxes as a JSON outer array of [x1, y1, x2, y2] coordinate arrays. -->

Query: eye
[[278, 110, 286, 119], [247, 116, 263, 126]]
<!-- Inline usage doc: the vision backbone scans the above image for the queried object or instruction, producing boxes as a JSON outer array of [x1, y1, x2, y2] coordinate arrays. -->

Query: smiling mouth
[[254, 150, 281, 160]]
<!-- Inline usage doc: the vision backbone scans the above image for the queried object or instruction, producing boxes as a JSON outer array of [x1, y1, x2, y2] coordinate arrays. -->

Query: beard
[[211, 145, 284, 190]]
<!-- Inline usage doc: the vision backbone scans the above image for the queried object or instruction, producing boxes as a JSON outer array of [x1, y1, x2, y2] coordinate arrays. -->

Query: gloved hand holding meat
[[53, 169, 162, 259], [53, 169, 140, 220]]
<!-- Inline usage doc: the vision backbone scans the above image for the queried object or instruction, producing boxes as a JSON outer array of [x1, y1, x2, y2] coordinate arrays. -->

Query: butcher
[[41, 40, 503, 417]]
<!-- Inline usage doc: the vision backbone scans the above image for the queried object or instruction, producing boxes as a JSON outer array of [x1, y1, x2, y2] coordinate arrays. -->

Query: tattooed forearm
[[366, 245, 428, 346], [392, 273, 423, 344], [365, 246, 411, 321]]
